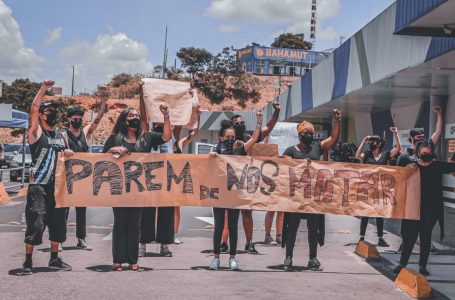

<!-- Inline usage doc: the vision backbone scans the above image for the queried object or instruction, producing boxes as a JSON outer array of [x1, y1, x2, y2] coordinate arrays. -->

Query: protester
[[330, 142, 359, 163], [138, 83, 174, 258], [172, 101, 201, 244], [355, 127, 401, 247], [21, 80, 73, 275], [103, 99, 170, 271], [63, 87, 108, 251], [394, 140, 455, 276], [281, 109, 341, 272], [230, 102, 280, 254], [208, 111, 263, 270]]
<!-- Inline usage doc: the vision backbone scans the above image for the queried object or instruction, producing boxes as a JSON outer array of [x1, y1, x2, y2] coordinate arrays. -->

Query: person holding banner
[[62, 87, 108, 251], [103, 102, 171, 271], [231, 102, 280, 254], [281, 109, 341, 272], [355, 127, 401, 247], [394, 140, 455, 276], [209, 111, 263, 270], [172, 109, 201, 245], [21, 80, 74, 275]]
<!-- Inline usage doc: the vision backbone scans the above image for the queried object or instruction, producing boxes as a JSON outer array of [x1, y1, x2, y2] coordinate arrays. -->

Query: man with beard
[[281, 109, 341, 271], [63, 87, 108, 250], [230, 102, 280, 253]]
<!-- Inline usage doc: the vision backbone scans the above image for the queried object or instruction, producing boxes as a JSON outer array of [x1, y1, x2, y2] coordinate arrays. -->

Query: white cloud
[[0, 1, 43, 83], [59, 32, 154, 93], [45, 26, 63, 45], [218, 24, 240, 33], [207, 0, 341, 43]]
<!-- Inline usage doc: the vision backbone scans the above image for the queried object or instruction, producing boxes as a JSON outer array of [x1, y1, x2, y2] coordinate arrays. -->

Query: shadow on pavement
[[86, 265, 154, 272], [8, 267, 60, 276], [38, 246, 81, 252], [199, 249, 261, 255], [267, 265, 308, 272]]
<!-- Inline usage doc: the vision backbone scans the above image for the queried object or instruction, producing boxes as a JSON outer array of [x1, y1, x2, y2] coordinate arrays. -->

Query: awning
[[0, 109, 29, 129]]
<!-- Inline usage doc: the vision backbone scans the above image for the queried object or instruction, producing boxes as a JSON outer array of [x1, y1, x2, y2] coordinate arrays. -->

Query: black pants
[[399, 215, 438, 268], [24, 184, 67, 245], [140, 207, 174, 244], [112, 207, 142, 264], [213, 208, 240, 256], [285, 213, 322, 259], [360, 217, 384, 237], [66, 207, 87, 239]]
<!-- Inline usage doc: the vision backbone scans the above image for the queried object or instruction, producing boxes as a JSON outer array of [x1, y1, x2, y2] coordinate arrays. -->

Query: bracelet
[[256, 124, 262, 128]]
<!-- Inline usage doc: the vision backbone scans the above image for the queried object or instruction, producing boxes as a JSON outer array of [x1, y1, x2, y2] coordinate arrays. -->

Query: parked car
[[195, 142, 216, 154], [3, 143, 23, 167], [89, 145, 104, 153], [9, 145, 32, 182]]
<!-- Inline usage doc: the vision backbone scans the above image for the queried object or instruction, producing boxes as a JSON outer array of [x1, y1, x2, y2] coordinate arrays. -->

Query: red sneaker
[[129, 264, 139, 271], [113, 263, 122, 271]]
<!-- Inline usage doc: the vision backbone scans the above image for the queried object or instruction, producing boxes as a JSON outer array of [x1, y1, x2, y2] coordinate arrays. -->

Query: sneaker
[[76, 239, 93, 250], [20, 263, 33, 275], [138, 244, 146, 257], [275, 235, 282, 244], [393, 265, 404, 274], [220, 242, 229, 253], [58, 243, 63, 252], [48, 257, 72, 271], [209, 258, 220, 270], [245, 243, 258, 254], [307, 258, 323, 271], [229, 258, 240, 270], [419, 266, 430, 276], [160, 245, 173, 257], [174, 235, 182, 245], [377, 238, 389, 247], [283, 256, 293, 271], [264, 234, 276, 245], [430, 244, 438, 255]]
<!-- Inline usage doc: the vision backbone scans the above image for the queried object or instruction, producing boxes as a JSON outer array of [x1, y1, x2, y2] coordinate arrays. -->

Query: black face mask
[[369, 143, 378, 151], [44, 111, 58, 127], [221, 139, 235, 154], [300, 133, 314, 145], [70, 119, 83, 129], [127, 118, 141, 129], [420, 153, 434, 163], [234, 124, 246, 137]]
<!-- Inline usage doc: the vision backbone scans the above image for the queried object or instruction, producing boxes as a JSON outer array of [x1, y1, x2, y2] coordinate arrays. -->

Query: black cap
[[67, 106, 85, 118], [409, 128, 424, 137], [39, 102, 60, 113]]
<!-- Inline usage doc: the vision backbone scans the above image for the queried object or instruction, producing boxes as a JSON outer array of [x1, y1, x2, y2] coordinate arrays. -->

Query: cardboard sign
[[448, 140, 455, 153], [249, 144, 278, 157], [142, 79, 195, 126], [54, 153, 421, 219]]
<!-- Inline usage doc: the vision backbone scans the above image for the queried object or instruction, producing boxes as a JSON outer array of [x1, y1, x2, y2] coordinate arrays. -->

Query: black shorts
[[24, 184, 67, 245]]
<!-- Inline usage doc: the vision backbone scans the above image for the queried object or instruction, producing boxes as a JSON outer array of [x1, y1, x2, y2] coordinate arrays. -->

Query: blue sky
[[0, 0, 394, 93]]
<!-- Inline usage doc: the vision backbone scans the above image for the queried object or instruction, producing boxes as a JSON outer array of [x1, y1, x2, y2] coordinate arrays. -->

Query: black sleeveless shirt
[[66, 129, 89, 153], [30, 127, 67, 185]]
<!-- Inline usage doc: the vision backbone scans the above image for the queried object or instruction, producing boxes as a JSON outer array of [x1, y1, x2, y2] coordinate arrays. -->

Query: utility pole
[[70, 65, 75, 96], [162, 26, 168, 78]]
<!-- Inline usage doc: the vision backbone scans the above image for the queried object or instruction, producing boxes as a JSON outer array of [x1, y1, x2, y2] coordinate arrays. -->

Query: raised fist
[[272, 102, 281, 111], [160, 104, 169, 115], [42, 80, 55, 88], [333, 109, 342, 120], [390, 127, 398, 133]]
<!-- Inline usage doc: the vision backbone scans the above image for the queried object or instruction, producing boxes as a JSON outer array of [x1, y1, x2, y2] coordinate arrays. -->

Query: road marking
[[103, 232, 112, 241], [195, 217, 214, 225], [3, 201, 22, 207]]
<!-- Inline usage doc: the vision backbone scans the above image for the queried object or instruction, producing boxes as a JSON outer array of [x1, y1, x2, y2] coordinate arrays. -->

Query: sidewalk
[[0, 206, 417, 300]]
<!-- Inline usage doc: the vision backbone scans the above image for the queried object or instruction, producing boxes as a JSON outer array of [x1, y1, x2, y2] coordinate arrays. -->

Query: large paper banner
[[55, 153, 421, 219], [141, 78, 196, 126]]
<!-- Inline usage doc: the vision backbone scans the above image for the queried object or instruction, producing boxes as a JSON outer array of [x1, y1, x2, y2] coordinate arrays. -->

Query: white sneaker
[[229, 258, 240, 270], [174, 235, 182, 244], [138, 244, 146, 257], [209, 258, 220, 270]]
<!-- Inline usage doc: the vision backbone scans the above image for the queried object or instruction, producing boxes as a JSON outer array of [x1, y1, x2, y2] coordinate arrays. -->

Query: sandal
[[129, 263, 139, 271], [113, 263, 122, 271]]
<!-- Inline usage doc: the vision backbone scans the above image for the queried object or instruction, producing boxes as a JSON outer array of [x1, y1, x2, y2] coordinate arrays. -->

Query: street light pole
[[70, 65, 75, 96]]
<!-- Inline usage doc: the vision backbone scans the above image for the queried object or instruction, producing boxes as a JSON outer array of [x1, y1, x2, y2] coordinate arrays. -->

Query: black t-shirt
[[66, 129, 89, 153], [283, 142, 322, 161], [363, 150, 390, 165], [417, 161, 455, 218], [103, 132, 164, 153], [215, 142, 246, 156], [397, 140, 435, 167]]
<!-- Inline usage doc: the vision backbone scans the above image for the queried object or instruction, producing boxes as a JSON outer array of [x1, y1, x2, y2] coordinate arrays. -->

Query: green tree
[[111, 73, 133, 87], [271, 33, 313, 50], [0, 79, 50, 112], [176, 47, 213, 78]]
